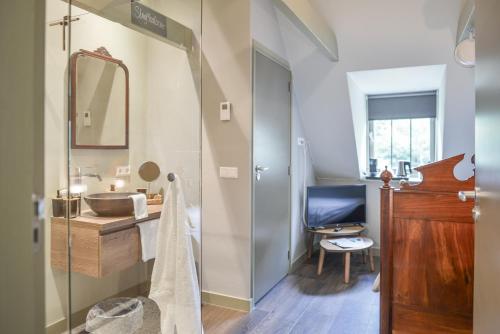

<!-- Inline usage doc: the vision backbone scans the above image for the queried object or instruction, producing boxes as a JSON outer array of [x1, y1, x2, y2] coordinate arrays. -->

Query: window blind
[[367, 91, 437, 121]]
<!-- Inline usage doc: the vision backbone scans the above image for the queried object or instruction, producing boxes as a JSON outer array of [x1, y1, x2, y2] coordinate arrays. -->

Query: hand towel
[[149, 175, 203, 334], [137, 219, 159, 262], [129, 193, 148, 220]]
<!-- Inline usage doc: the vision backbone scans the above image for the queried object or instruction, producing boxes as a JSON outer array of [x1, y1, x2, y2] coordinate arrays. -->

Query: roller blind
[[367, 91, 437, 121]]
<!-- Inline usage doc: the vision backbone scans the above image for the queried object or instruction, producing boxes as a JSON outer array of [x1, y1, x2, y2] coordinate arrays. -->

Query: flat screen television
[[306, 185, 366, 229]]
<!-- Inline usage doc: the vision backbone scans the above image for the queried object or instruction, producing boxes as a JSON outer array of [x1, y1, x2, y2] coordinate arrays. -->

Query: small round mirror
[[138, 161, 161, 182]]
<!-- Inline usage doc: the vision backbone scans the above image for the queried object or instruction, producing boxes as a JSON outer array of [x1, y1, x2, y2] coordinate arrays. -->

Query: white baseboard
[[201, 291, 252, 312], [290, 251, 308, 272]]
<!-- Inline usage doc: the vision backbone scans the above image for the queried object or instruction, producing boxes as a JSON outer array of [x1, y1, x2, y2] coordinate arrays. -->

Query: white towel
[[186, 206, 201, 248], [149, 175, 203, 334], [137, 219, 159, 262], [129, 193, 148, 220]]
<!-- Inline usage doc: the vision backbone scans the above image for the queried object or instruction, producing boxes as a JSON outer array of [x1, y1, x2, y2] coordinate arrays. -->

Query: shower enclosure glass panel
[[45, 1, 72, 332], [45, 0, 202, 332]]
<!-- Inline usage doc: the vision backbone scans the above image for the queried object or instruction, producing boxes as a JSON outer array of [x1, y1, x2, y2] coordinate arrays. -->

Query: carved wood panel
[[380, 154, 475, 334]]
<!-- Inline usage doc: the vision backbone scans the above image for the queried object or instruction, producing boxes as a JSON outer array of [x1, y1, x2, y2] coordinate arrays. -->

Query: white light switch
[[220, 102, 231, 121], [219, 167, 238, 179], [116, 165, 131, 176]]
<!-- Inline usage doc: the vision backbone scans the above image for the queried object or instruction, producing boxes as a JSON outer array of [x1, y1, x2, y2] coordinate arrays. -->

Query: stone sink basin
[[84, 192, 141, 217]]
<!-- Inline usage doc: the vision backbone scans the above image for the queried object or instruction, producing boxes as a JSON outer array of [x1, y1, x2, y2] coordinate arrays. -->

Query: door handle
[[458, 190, 476, 202], [255, 165, 269, 181], [458, 190, 480, 222], [255, 165, 269, 172]]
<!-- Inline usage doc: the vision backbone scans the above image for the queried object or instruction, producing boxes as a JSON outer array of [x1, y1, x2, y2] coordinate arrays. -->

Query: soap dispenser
[[52, 189, 80, 218]]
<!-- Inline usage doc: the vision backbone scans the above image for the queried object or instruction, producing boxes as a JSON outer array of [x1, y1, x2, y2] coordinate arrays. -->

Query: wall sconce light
[[70, 183, 88, 195], [114, 178, 125, 189], [455, 29, 475, 68]]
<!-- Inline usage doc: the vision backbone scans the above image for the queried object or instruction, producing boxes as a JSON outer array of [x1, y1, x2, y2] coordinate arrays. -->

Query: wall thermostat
[[84, 110, 92, 127], [220, 102, 231, 121]]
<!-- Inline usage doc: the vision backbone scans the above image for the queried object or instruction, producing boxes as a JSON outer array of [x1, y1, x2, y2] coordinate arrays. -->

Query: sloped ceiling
[[274, 0, 475, 179], [273, 0, 338, 61]]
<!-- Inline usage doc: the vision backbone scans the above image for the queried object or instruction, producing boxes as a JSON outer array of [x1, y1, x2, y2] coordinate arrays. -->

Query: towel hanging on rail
[[149, 174, 203, 334]]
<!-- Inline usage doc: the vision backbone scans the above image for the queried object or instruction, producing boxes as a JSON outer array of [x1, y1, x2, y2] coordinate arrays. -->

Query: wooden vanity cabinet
[[51, 205, 161, 278]]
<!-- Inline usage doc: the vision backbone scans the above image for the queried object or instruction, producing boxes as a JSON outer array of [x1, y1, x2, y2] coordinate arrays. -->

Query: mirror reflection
[[71, 47, 129, 149]]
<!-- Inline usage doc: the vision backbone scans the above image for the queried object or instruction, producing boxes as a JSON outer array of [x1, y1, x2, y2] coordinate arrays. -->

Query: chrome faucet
[[72, 167, 102, 182], [82, 173, 102, 182]]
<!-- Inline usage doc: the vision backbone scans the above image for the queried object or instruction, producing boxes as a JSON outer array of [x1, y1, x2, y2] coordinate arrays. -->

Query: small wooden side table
[[317, 237, 375, 283], [307, 225, 366, 258]]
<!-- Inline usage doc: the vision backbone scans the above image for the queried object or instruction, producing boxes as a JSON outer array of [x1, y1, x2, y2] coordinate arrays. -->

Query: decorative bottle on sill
[[380, 166, 393, 188]]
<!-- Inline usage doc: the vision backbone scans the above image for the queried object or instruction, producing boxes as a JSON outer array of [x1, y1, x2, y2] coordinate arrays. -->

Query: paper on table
[[328, 237, 364, 249]]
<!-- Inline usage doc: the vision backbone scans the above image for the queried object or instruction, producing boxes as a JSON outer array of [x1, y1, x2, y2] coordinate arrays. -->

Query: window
[[367, 91, 436, 174]]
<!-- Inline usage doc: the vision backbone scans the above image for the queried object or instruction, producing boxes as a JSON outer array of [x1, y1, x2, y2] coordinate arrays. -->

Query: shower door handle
[[255, 165, 269, 181], [32, 194, 44, 253]]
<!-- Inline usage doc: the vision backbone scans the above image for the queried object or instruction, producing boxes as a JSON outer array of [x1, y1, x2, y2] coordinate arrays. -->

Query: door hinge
[[288, 166, 291, 176], [288, 81, 291, 92], [288, 250, 290, 260]]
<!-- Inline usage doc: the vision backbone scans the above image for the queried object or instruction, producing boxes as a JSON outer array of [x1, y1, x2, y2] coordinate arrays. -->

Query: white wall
[[201, 0, 253, 301], [45, 0, 201, 326], [276, 0, 475, 179], [290, 100, 316, 262], [144, 37, 201, 207], [346, 78, 367, 177]]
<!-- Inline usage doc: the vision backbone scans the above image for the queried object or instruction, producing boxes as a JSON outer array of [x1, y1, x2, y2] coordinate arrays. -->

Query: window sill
[[362, 176, 423, 184], [364, 176, 408, 181]]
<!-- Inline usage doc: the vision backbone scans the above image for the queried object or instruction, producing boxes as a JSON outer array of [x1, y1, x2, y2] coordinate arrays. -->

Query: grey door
[[474, 1, 500, 332], [253, 50, 291, 303], [0, 1, 46, 332]]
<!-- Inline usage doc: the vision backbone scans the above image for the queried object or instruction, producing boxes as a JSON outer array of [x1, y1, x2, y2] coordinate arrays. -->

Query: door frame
[[0, 1, 46, 332], [251, 41, 293, 308], [473, 0, 500, 331]]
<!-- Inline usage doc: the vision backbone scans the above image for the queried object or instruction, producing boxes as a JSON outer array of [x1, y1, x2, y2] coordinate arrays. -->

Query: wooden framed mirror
[[70, 47, 129, 149]]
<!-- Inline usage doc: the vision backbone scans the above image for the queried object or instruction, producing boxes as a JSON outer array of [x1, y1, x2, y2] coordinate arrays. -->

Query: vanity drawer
[[51, 206, 161, 278], [51, 223, 141, 278], [99, 227, 140, 277]]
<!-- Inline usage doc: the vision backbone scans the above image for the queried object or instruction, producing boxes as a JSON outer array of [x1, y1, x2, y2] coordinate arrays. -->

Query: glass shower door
[[45, 0, 202, 332], [44, 1, 72, 332]]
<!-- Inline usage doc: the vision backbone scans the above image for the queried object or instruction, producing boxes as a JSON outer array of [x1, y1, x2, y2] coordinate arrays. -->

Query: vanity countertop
[[51, 204, 162, 234]]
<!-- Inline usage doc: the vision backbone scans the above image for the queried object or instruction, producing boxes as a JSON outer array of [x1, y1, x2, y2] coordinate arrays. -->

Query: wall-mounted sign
[[131, 2, 167, 38]]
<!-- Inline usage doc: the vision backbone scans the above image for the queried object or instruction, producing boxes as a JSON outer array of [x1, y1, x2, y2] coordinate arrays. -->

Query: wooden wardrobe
[[380, 154, 475, 334]]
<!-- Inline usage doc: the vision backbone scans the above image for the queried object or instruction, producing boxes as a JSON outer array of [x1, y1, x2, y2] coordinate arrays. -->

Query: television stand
[[307, 225, 366, 259]]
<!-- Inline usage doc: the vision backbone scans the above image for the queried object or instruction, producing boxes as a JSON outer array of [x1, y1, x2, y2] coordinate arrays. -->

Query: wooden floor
[[202, 252, 380, 334]]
